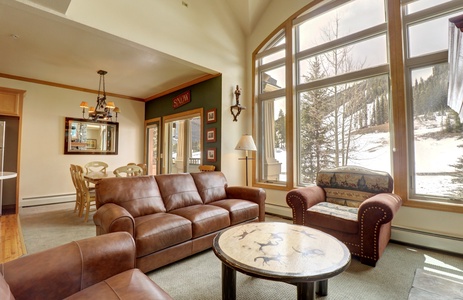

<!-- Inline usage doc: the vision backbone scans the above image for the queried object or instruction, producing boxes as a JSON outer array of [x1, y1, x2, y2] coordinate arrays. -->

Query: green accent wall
[[145, 76, 222, 170]]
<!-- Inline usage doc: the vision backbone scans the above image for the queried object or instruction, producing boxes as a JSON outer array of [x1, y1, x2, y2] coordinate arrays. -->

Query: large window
[[253, 0, 463, 209], [403, 1, 463, 201]]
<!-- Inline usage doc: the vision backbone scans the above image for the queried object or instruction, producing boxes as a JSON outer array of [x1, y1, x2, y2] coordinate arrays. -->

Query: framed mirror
[[64, 117, 119, 155]]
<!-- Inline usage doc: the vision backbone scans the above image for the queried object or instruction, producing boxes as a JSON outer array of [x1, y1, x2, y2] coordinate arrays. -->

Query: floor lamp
[[235, 134, 257, 186]]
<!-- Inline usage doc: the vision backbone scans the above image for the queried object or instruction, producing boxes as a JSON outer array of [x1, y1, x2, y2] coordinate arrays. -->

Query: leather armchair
[[286, 166, 402, 267], [0, 232, 172, 300]]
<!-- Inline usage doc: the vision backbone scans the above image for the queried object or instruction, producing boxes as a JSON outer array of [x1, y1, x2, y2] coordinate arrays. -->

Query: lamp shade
[[80, 101, 89, 108], [235, 134, 257, 151], [106, 101, 115, 109]]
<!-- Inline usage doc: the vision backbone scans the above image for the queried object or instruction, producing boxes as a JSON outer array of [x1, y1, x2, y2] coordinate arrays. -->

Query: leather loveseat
[[0, 232, 172, 300], [93, 171, 266, 273]]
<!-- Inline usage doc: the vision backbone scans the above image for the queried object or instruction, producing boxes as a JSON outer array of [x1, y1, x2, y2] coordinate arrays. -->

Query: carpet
[[20, 203, 463, 300]]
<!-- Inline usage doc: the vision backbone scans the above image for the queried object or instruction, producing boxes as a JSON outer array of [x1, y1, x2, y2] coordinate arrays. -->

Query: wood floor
[[0, 214, 26, 263]]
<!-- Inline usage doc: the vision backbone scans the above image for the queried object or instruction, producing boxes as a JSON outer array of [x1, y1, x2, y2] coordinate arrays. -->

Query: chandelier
[[79, 70, 121, 121]]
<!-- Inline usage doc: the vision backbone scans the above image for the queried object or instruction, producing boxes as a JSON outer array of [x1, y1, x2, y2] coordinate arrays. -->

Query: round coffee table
[[212, 222, 351, 300]]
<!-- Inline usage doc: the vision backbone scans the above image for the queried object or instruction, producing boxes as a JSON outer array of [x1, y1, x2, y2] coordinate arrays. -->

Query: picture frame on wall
[[206, 108, 217, 123], [206, 128, 216, 142], [207, 148, 216, 162]]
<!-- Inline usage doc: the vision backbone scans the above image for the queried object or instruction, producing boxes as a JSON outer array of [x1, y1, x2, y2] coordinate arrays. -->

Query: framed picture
[[86, 139, 97, 149], [206, 148, 216, 162], [206, 108, 217, 123], [206, 128, 216, 142]]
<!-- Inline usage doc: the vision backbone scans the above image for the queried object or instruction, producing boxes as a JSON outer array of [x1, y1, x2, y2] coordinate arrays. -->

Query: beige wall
[[246, 0, 463, 254], [66, 0, 250, 185], [0, 77, 145, 206]]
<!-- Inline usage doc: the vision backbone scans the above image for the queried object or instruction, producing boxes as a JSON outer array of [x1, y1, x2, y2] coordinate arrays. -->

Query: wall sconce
[[230, 85, 246, 122]]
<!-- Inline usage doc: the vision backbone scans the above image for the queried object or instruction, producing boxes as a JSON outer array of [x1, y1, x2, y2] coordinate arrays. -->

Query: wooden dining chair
[[75, 165, 96, 222], [199, 165, 215, 172], [113, 165, 143, 177], [69, 164, 83, 216], [84, 161, 108, 173], [137, 163, 148, 175], [127, 163, 147, 175]]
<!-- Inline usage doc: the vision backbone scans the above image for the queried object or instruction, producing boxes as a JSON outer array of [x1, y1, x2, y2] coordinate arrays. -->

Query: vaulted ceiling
[[0, 0, 271, 100]]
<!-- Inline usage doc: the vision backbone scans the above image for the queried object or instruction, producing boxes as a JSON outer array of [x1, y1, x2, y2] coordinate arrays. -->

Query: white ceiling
[[0, 0, 271, 101]]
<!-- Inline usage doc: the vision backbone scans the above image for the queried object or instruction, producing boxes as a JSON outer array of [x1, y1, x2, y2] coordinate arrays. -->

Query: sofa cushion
[[210, 199, 259, 225], [316, 166, 393, 207], [96, 176, 166, 217], [191, 172, 227, 204], [170, 205, 230, 238], [0, 275, 15, 300], [64, 269, 172, 300], [155, 174, 203, 211], [135, 213, 192, 257], [306, 202, 359, 234]]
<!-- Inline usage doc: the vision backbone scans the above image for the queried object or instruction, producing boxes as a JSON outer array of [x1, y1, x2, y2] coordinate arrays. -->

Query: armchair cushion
[[307, 202, 358, 233], [316, 166, 393, 207]]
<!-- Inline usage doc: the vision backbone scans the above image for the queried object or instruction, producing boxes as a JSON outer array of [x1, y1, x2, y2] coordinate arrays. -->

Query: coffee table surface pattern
[[213, 222, 350, 282]]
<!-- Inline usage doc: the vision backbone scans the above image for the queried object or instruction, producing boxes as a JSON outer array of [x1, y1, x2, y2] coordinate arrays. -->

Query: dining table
[[84, 171, 115, 185]]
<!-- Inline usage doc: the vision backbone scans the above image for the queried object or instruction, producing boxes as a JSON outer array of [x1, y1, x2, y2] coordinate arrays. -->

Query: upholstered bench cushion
[[307, 202, 359, 234], [316, 166, 393, 207], [211, 199, 259, 225], [65, 269, 172, 300], [171, 204, 230, 238], [135, 213, 192, 257]]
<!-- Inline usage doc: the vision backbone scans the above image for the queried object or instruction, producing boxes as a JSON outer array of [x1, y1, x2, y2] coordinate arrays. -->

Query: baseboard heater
[[265, 203, 463, 256], [391, 226, 463, 255], [21, 193, 75, 207]]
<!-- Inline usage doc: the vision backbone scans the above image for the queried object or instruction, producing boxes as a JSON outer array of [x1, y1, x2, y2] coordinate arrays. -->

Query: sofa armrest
[[93, 203, 135, 236], [226, 186, 266, 221], [359, 193, 402, 226], [1, 232, 136, 300], [286, 186, 326, 225]]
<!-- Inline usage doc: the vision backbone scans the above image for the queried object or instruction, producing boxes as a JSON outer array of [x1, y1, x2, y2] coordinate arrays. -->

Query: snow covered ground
[[273, 118, 462, 198]]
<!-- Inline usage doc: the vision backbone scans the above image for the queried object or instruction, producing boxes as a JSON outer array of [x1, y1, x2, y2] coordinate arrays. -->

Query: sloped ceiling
[[0, 0, 271, 100]]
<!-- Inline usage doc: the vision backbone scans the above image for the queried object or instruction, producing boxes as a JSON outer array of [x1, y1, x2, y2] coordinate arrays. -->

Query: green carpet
[[20, 203, 463, 299]]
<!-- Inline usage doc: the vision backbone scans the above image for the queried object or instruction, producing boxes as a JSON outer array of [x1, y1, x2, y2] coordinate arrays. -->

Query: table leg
[[222, 263, 236, 300], [317, 280, 328, 296], [296, 282, 315, 300]]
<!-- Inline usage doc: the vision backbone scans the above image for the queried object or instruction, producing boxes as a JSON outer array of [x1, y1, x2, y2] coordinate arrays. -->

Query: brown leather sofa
[[286, 166, 402, 267], [93, 171, 266, 273], [0, 232, 172, 300]]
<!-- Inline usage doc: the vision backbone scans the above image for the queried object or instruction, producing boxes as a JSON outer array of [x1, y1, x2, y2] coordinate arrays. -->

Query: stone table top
[[213, 222, 351, 283]]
